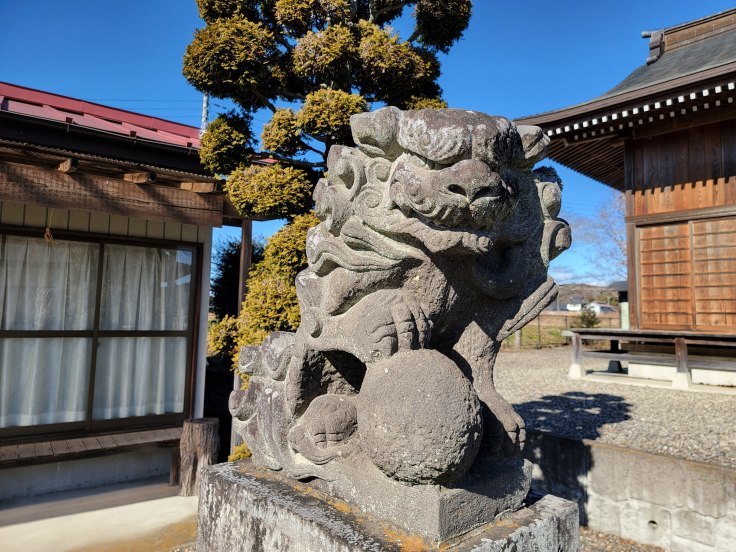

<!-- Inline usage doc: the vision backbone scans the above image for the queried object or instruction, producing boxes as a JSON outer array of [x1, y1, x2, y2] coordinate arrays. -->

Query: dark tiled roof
[[599, 29, 736, 99]]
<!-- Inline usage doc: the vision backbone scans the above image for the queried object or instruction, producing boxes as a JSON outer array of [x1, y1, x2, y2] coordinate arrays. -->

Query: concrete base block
[[197, 461, 579, 551], [568, 362, 585, 379], [692, 368, 736, 387], [0, 449, 171, 501], [672, 371, 692, 390]]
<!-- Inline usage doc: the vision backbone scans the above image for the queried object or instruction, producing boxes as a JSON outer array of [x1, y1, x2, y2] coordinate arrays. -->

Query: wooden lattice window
[[637, 217, 736, 332]]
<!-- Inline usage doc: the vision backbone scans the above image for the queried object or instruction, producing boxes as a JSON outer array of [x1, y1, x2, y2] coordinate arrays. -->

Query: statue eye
[[447, 184, 466, 197]]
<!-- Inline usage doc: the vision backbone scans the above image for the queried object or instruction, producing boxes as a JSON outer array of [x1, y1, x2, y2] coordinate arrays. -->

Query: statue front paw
[[287, 394, 357, 465], [483, 391, 526, 457]]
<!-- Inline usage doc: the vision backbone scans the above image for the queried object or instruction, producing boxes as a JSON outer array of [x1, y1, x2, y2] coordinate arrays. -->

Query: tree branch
[[280, 90, 307, 102], [253, 90, 277, 112], [407, 26, 421, 44], [275, 35, 294, 52], [267, 153, 324, 169], [371, 1, 412, 22], [299, 139, 324, 156]]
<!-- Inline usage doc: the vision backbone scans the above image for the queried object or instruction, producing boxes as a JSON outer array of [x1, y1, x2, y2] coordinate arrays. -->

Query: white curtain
[[0, 236, 97, 427], [93, 337, 186, 419], [100, 245, 191, 331], [93, 245, 191, 419], [0, 238, 193, 427]]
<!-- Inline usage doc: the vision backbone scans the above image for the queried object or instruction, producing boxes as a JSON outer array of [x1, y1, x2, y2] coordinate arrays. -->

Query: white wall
[[0, 201, 209, 244]]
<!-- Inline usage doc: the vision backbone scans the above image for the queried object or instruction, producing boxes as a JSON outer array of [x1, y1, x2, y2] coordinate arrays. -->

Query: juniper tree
[[184, 0, 472, 347]]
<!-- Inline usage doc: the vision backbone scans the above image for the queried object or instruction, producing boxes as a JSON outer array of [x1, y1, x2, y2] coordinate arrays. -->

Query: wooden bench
[[563, 328, 736, 389], [0, 427, 182, 485]]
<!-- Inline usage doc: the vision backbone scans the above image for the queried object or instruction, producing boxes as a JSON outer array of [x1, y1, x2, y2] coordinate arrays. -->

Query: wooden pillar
[[231, 219, 252, 454], [514, 330, 521, 349], [237, 219, 253, 312], [180, 417, 220, 496], [672, 337, 691, 390]]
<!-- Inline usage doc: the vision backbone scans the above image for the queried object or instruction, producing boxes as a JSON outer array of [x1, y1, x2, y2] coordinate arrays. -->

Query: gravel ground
[[579, 527, 662, 551], [494, 345, 736, 469]]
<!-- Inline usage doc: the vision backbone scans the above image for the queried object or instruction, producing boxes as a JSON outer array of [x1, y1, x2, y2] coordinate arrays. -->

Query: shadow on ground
[[515, 391, 632, 525], [515, 391, 631, 440]]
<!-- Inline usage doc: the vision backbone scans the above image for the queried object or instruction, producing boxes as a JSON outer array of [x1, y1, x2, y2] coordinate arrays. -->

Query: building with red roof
[[0, 82, 241, 498]]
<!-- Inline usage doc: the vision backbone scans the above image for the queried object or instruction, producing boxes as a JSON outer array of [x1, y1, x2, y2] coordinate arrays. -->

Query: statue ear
[[350, 107, 401, 159], [516, 125, 549, 168]]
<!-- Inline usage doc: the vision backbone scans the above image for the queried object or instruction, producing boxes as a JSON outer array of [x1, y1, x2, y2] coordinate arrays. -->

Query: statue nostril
[[447, 184, 467, 197]]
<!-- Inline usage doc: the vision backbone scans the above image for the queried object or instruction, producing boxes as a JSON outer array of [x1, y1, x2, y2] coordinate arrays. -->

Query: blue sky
[[2, 0, 734, 284]]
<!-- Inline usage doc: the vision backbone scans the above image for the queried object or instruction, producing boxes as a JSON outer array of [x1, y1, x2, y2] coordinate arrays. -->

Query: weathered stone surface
[[620, 500, 672, 549], [522, 432, 589, 521], [585, 494, 622, 537], [197, 461, 392, 552], [309, 455, 534, 542], [671, 536, 717, 552], [673, 509, 717, 546], [196, 461, 579, 552], [357, 350, 482, 485], [715, 517, 736, 551], [686, 463, 727, 519], [520, 431, 736, 551], [588, 442, 631, 502], [453, 494, 580, 552], [628, 452, 687, 508], [724, 468, 736, 519]]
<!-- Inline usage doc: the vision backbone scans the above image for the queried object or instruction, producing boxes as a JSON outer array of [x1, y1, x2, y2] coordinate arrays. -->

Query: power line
[[84, 98, 202, 103]]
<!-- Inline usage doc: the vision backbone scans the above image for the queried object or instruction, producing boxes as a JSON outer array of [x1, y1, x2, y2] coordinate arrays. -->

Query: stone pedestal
[[197, 461, 579, 552]]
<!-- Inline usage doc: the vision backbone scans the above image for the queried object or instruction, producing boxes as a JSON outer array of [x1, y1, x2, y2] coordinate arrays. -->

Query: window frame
[[0, 225, 202, 441]]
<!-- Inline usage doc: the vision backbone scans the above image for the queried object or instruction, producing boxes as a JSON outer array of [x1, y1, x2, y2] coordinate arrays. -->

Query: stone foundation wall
[[523, 431, 736, 551], [0, 449, 171, 501]]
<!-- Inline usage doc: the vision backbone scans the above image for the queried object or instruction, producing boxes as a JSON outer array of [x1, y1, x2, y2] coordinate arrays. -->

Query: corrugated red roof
[[0, 82, 201, 149]]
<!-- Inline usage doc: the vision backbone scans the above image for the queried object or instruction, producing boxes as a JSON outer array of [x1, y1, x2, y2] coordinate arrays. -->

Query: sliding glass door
[[0, 233, 198, 437]]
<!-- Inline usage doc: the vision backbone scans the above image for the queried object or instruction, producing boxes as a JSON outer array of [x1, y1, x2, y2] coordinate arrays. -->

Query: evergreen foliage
[[236, 212, 319, 348], [199, 113, 254, 174], [184, 0, 470, 347], [184, 0, 471, 187], [573, 306, 601, 328], [207, 315, 239, 360], [224, 164, 313, 219]]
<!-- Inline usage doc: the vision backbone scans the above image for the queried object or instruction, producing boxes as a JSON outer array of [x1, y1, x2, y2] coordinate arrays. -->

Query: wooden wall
[[0, 201, 208, 243], [626, 118, 736, 334], [628, 119, 736, 217]]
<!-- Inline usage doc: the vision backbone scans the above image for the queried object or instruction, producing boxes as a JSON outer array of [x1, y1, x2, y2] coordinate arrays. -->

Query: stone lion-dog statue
[[230, 107, 570, 491]]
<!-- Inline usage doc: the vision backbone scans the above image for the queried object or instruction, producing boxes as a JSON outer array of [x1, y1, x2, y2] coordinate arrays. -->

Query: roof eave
[[517, 61, 736, 128], [0, 110, 209, 176]]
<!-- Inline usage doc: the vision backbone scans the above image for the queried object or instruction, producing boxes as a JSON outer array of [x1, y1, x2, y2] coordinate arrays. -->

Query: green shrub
[[224, 164, 313, 219], [228, 442, 252, 461], [573, 306, 600, 328], [236, 212, 318, 348], [207, 315, 239, 361]]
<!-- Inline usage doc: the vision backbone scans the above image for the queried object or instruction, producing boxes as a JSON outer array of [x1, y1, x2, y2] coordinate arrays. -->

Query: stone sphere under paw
[[357, 349, 482, 485]]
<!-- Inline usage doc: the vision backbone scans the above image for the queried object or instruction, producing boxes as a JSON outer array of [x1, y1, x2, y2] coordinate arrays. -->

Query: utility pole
[[199, 94, 209, 136]]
